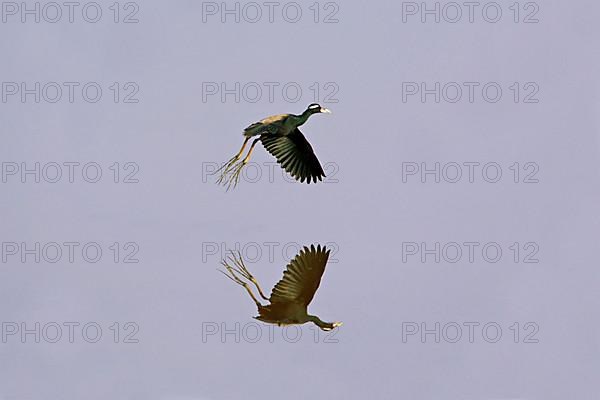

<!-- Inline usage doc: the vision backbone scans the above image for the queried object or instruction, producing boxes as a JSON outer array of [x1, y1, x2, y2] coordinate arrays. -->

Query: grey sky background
[[1, 0, 599, 399]]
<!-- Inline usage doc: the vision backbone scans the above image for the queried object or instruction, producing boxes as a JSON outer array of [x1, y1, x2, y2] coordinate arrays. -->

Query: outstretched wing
[[260, 128, 325, 184], [269, 245, 330, 306]]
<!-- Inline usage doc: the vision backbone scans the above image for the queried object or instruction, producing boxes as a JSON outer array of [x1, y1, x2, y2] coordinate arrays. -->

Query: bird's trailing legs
[[214, 137, 250, 187], [219, 251, 269, 306], [217, 138, 260, 190], [227, 251, 269, 301]]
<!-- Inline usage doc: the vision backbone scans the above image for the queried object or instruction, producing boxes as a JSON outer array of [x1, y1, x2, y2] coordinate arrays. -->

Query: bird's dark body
[[243, 114, 291, 137], [255, 301, 306, 325]]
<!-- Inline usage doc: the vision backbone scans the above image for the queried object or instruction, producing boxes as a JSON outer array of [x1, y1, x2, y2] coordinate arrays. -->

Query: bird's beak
[[320, 107, 332, 114]]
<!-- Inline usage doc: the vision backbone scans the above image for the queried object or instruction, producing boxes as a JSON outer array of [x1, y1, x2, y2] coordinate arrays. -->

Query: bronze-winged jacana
[[216, 103, 331, 189], [219, 244, 342, 331]]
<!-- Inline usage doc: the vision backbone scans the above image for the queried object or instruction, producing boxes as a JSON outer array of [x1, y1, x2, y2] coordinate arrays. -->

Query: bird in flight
[[215, 103, 331, 190], [219, 244, 342, 331]]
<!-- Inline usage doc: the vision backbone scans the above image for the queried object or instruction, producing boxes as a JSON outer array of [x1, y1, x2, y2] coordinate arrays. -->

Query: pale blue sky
[[1, 1, 599, 399]]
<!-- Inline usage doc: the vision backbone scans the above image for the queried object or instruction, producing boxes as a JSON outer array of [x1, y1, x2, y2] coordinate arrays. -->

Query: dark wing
[[269, 245, 330, 307], [260, 128, 325, 184]]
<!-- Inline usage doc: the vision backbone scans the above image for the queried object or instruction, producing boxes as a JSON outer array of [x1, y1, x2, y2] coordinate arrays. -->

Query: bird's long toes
[[225, 162, 245, 190], [214, 156, 238, 175], [215, 157, 245, 188], [223, 168, 236, 190], [231, 254, 249, 273], [242, 270, 254, 282], [240, 267, 254, 282], [227, 269, 247, 286], [234, 265, 252, 281], [216, 168, 231, 185]]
